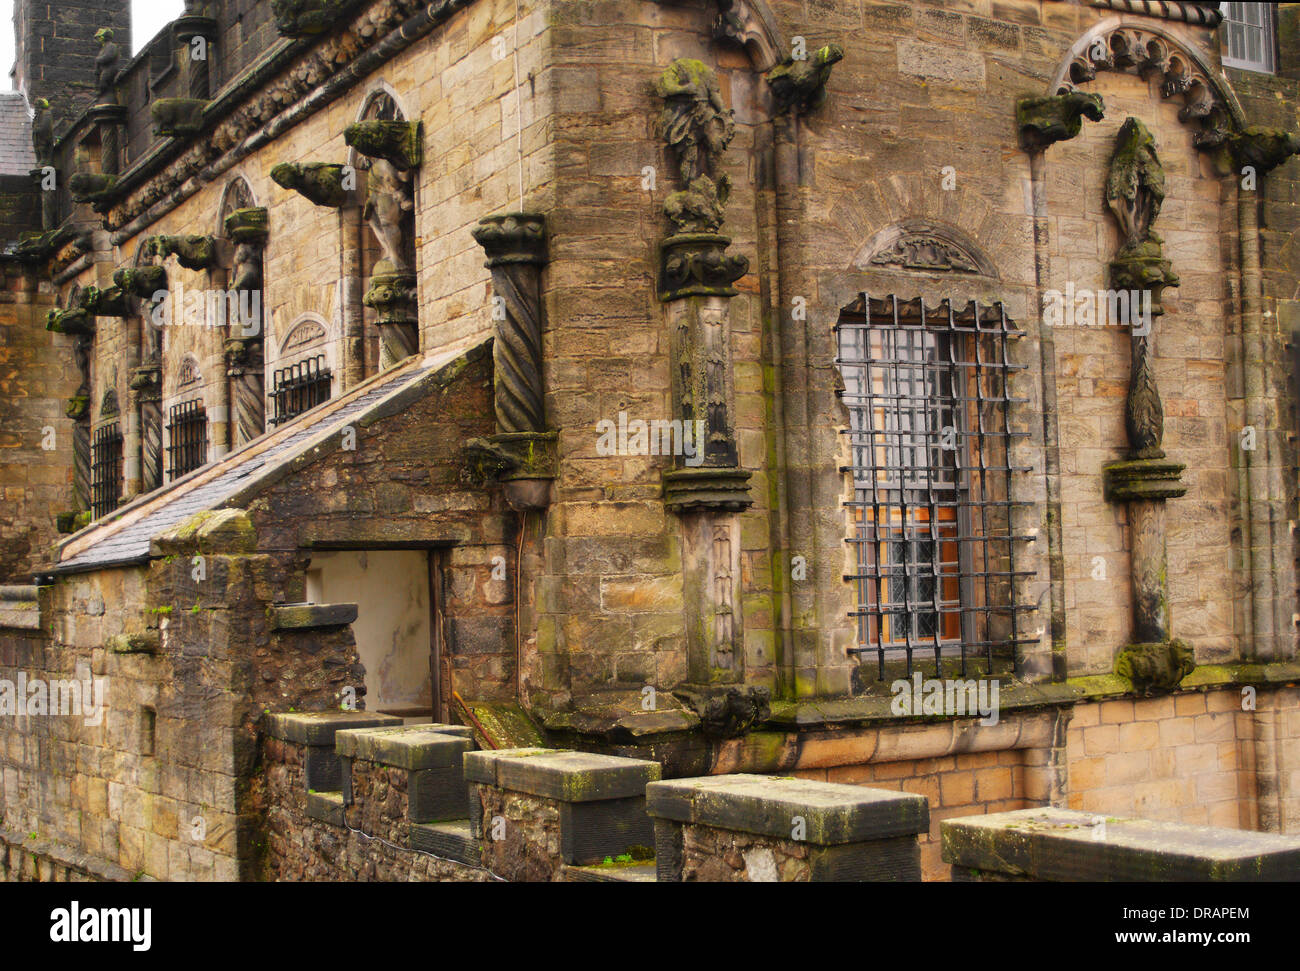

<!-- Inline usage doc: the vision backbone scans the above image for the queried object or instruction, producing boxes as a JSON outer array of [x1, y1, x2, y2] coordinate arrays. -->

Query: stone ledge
[[335, 725, 473, 769], [646, 774, 929, 844], [307, 790, 344, 826], [465, 749, 662, 802], [268, 602, 358, 631], [564, 862, 658, 883], [0, 827, 143, 882], [942, 809, 1300, 881], [264, 710, 402, 746]]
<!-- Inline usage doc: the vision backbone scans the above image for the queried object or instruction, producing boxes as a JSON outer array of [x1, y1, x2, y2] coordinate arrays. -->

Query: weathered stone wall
[[257, 735, 488, 881], [0, 263, 70, 581]]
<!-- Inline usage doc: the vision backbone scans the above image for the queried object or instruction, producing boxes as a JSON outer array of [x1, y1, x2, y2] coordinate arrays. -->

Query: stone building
[[0, 0, 1298, 881]]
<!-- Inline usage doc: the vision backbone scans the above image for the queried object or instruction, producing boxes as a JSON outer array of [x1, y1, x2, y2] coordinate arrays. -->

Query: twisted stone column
[[465, 213, 555, 511]]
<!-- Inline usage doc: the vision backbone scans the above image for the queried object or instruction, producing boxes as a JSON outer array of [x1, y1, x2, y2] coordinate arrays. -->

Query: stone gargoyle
[[271, 162, 351, 208], [673, 684, 772, 739], [1016, 91, 1105, 151], [766, 43, 844, 114]]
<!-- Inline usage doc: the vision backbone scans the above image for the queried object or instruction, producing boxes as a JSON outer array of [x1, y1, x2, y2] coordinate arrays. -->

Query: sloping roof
[[0, 94, 36, 176], [55, 337, 487, 574]]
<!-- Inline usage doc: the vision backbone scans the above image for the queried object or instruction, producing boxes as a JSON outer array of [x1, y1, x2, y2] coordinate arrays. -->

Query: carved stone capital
[[765, 44, 843, 114], [463, 432, 558, 510], [663, 466, 753, 513], [658, 233, 748, 302], [344, 120, 423, 171], [130, 365, 162, 401], [172, 13, 218, 42], [151, 97, 208, 137], [88, 103, 129, 127], [472, 213, 547, 267], [271, 162, 350, 207], [1017, 92, 1105, 151]]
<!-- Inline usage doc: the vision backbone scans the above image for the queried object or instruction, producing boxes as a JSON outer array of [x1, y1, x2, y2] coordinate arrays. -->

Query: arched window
[[270, 314, 333, 425], [835, 294, 1031, 679]]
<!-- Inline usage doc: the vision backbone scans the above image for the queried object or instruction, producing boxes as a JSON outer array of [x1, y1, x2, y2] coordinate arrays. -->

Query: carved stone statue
[[1107, 117, 1166, 250], [363, 158, 413, 271], [31, 98, 53, 167], [656, 58, 736, 234], [94, 28, 121, 96], [766, 44, 844, 114]]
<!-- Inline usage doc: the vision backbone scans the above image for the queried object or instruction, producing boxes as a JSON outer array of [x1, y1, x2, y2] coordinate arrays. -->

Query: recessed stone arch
[[216, 175, 258, 237], [278, 311, 331, 357]]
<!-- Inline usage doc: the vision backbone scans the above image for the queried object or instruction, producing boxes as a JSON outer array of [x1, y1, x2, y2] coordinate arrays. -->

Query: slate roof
[[0, 94, 36, 176], [55, 338, 484, 574]]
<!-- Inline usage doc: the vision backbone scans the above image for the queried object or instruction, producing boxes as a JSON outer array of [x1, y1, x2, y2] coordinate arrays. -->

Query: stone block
[[263, 710, 402, 746], [943, 808, 1300, 881]]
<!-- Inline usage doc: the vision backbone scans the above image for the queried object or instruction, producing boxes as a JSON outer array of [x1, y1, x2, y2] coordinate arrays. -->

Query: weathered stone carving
[[114, 264, 168, 297], [1106, 118, 1179, 313], [225, 337, 265, 448], [68, 172, 118, 212], [363, 159, 414, 272], [94, 28, 122, 96], [129, 365, 163, 492], [82, 285, 131, 318], [362, 266, 418, 367], [465, 213, 556, 509], [870, 234, 981, 273], [344, 120, 422, 172], [672, 684, 771, 738], [1101, 117, 1190, 674], [1196, 126, 1300, 178], [272, 0, 353, 37], [151, 97, 207, 138], [766, 44, 843, 114], [145, 234, 217, 271], [271, 162, 351, 208], [657, 59, 735, 234], [1017, 91, 1105, 151], [1114, 640, 1195, 695], [31, 99, 53, 167]]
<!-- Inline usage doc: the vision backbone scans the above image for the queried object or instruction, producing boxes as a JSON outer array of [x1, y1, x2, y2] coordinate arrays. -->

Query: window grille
[[835, 294, 1035, 679], [167, 399, 208, 481], [270, 355, 332, 426], [1222, 2, 1275, 73], [91, 423, 123, 520]]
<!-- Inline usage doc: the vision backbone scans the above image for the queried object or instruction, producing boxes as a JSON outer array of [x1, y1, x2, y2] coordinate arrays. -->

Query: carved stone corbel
[[272, 0, 353, 37], [1196, 126, 1300, 178], [465, 213, 555, 510], [765, 44, 843, 115], [344, 120, 422, 171], [1016, 91, 1105, 151], [145, 234, 218, 271], [270, 163, 352, 208]]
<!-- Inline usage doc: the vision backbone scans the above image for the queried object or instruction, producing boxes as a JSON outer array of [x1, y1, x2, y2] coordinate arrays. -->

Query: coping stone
[[942, 808, 1300, 882], [334, 725, 473, 769], [264, 710, 402, 746], [646, 773, 929, 845]]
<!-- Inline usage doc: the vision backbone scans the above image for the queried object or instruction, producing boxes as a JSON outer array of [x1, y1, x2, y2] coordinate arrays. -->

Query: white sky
[[0, 0, 183, 92]]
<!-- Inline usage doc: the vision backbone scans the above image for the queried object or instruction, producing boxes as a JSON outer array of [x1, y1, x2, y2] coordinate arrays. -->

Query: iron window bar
[[167, 398, 208, 481], [270, 355, 332, 426], [835, 293, 1036, 680], [91, 422, 123, 521]]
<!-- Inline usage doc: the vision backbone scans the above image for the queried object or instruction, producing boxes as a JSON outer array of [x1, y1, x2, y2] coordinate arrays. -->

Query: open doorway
[[305, 549, 443, 723]]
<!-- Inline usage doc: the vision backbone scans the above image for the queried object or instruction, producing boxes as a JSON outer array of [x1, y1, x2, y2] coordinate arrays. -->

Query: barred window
[[1222, 2, 1275, 73], [835, 295, 1034, 678], [167, 399, 208, 481], [270, 355, 332, 426], [91, 423, 123, 521]]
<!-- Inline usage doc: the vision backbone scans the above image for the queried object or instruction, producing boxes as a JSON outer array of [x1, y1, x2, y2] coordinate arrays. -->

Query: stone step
[[307, 790, 344, 826], [563, 863, 658, 883], [409, 820, 480, 867]]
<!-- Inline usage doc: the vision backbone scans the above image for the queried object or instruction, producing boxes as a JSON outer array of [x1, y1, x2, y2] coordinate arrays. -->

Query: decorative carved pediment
[[280, 318, 327, 353], [862, 222, 994, 276]]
